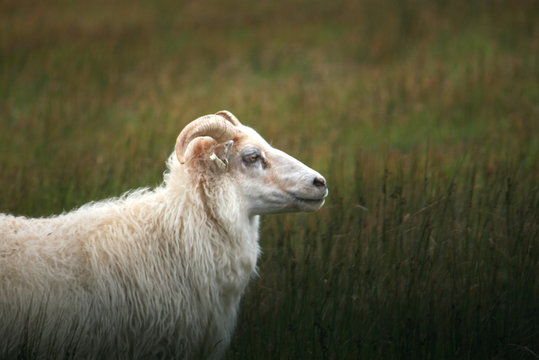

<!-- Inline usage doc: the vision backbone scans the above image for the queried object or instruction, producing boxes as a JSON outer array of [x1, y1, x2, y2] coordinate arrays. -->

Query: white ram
[[0, 111, 328, 359]]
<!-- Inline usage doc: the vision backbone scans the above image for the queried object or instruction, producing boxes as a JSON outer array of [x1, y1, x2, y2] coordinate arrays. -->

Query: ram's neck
[[163, 158, 261, 276]]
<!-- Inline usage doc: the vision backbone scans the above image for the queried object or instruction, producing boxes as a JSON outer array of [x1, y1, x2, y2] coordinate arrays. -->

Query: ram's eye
[[243, 151, 261, 165]]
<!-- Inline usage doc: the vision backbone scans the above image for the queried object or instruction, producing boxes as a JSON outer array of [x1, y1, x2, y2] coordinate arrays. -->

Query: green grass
[[1, 0, 538, 358]]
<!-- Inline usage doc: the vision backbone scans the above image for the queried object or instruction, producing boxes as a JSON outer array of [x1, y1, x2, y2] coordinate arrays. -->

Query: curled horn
[[176, 114, 238, 164], [215, 110, 242, 126]]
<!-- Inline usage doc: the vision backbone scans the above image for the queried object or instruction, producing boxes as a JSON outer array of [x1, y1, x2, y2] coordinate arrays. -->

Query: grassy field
[[1, 0, 538, 358]]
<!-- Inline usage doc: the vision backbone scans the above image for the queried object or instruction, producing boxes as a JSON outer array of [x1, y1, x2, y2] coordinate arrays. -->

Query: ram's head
[[176, 111, 328, 216]]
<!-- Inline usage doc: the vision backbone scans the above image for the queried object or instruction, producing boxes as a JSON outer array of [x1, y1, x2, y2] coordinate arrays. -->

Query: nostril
[[313, 176, 327, 188]]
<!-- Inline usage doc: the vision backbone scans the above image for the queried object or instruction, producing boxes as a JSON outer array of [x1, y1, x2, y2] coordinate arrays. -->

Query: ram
[[0, 111, 328, 359]]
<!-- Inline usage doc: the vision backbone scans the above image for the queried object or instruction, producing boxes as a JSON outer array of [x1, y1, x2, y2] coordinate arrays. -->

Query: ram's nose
[[313, 176, 327, 189], [312, 175, 328, 198]]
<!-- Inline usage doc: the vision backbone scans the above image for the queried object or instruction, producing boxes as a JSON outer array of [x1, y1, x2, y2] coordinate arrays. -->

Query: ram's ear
[[214, 140, 234, 160], [179, 136, 217, 166], [209, 140, 234, 172]]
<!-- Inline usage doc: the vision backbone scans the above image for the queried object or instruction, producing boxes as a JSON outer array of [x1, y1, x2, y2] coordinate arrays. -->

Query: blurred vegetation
[[1, 0, 537, 358]]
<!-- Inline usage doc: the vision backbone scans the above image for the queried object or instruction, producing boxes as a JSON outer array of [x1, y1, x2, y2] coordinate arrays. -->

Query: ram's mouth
[[295, 196, 325, 203]]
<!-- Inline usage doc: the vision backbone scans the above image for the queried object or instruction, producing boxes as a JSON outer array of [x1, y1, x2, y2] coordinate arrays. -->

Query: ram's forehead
[[234, 125, 272, 148]]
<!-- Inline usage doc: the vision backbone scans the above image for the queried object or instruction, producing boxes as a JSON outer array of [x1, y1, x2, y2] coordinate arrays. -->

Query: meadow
[[1, 0, 537, 358]]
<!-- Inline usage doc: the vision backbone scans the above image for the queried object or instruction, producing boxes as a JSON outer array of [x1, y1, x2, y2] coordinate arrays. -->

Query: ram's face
[[224, 126, 328, 216], [176, 111, 328, 217]]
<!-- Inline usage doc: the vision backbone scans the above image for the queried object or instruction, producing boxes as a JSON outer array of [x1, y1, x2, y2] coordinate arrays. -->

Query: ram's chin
[[294, 197, 326, 212]]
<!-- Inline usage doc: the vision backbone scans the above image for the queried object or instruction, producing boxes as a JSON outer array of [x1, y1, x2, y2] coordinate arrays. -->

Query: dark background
[[1, 0, 537, 358]]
